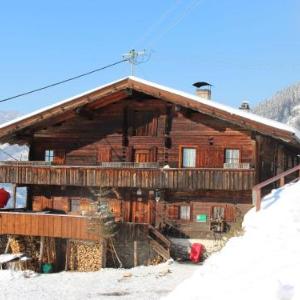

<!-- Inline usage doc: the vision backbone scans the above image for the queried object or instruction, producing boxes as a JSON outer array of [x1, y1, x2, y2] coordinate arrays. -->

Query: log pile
[[0, 235, 8, 253], [67, 239, 106, 272], [7, 235, 40, 271]]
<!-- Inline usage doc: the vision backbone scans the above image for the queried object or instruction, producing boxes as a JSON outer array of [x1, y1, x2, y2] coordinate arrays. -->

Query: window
[[71, 199, 81, 212], [225, 149, 240, 164], [180, 205, 191, 220], [212, 206, 225, 220], [182, 147, 196, 167], [45, 150, 54, 162]]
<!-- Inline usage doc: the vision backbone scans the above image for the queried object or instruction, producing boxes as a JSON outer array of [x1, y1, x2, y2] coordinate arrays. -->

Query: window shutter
[[224, 205, 236, 222], [53, 150, 65, 165], [198, 147, 224, 168], [168, 205, 179, 220]]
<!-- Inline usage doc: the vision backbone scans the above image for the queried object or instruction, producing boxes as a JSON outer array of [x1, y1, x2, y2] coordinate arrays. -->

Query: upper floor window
[[225, 149, 240, 164], [182, 147, 197, 168], [45, 150, 54, 162]]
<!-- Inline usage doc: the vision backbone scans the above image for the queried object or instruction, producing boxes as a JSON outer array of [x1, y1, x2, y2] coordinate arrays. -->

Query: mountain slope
[[253, 82, 300, 129]]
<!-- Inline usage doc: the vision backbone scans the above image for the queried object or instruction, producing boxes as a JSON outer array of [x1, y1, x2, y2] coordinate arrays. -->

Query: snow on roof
[[130, 76, 300, 139], [1, 75, 299, 140]]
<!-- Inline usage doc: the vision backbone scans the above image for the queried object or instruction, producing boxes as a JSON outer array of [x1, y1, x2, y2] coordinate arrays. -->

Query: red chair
[[189, 243, 204, 263], [0, 188, 10, 208]]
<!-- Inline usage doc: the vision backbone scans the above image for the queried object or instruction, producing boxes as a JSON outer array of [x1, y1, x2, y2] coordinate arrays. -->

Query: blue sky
[[1, 0, 300, 114]]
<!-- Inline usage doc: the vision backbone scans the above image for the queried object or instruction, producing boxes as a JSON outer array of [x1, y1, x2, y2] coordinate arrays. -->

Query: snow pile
[[167, 181, 300, 300]]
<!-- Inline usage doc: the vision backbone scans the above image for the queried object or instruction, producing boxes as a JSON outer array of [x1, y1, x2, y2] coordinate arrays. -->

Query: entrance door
[[131, 200, 150, 223]]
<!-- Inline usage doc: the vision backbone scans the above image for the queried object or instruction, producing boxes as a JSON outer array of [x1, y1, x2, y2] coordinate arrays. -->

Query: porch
[[0, 161, 256, 191]]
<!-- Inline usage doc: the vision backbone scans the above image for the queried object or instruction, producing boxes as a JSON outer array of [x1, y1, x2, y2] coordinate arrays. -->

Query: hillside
[[253, 82, 300, 129], [167, 181, 300, 300]]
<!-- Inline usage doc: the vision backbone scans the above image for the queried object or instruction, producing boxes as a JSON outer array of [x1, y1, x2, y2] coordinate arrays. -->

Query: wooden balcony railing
[[0, 212, 151, 242], [0, 163, 255, 191], [0, 212, 99, 241]]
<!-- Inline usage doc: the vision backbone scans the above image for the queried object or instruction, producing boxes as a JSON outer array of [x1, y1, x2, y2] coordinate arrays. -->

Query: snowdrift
[[167, 181, 300, 300]]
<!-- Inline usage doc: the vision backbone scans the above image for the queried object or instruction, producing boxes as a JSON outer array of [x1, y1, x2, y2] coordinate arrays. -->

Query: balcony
[[0, 161, 256, 191], [0, 211, 152, 242], [0, 211, 99, 241]]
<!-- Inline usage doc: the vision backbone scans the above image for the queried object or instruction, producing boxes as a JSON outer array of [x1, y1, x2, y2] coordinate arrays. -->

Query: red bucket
[[189, 243, 204, 263]]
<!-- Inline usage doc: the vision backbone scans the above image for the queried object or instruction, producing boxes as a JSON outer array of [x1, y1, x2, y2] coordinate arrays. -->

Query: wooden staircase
[[252, 164, 300, 211], [148, 225, 171, 261]]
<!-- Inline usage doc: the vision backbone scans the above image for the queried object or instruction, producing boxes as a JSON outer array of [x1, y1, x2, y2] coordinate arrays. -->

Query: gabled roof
[[0, 76, 300, 146]]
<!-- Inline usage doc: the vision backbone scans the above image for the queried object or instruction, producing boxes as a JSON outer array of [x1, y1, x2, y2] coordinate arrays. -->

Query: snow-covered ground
[[167, 181, 300, 300], [0, 260, 197, 300], [1, 180, 300, 300]]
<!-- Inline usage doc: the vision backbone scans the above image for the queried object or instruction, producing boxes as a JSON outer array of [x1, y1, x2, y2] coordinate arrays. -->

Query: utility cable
[[0, 59, 127, 103]]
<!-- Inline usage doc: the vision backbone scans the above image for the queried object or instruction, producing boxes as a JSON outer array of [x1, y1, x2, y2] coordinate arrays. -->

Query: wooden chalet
[[0, 76, 299, 269]]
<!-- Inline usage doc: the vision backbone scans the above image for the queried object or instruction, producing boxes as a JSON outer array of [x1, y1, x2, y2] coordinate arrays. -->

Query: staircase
[[148, 225, 171, 261], [252, 164, 300, 211]]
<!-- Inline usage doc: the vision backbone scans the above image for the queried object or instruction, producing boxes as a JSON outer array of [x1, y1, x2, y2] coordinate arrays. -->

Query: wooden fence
[[0, 164, 255, 191]]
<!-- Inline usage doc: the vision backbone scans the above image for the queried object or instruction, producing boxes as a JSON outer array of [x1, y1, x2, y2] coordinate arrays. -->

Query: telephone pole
[[123, 49, 147, 76]]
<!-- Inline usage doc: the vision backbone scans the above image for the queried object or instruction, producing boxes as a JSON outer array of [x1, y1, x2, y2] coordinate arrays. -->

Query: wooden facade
[[0, 76, 299, 240]]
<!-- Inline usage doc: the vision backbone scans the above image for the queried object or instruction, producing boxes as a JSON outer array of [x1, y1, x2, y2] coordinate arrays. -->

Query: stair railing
[[252, 164, 300, 211]]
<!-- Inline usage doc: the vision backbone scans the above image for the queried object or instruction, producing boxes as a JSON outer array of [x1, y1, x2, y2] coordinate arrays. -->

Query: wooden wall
[[29, 97, 256, 169]]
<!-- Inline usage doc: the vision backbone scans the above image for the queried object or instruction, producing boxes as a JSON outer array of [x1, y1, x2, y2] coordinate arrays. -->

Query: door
[[131, 199, 150, 223], [134, 149, 151, 163], [97, 148, 111, 163]]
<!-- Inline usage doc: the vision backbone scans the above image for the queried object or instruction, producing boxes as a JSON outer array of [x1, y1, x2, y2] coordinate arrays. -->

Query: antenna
[[122, 49, 147, 76]]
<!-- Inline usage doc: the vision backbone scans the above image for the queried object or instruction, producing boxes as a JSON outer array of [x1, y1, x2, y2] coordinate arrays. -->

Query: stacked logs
[[7, 235, 40, 271], [67, 239, 106, 272], [0, 236, 8, 253]]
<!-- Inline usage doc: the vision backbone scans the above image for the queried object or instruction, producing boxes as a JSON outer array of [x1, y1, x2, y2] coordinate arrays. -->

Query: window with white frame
[[45, 150, 54, 162], [180, 205, 191, 220], [225, 149, 240, 164], [182, 147, 196, 168]]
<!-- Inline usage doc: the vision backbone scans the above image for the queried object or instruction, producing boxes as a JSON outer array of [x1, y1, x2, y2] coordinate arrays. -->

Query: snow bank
[[167, 181, 300, 300]]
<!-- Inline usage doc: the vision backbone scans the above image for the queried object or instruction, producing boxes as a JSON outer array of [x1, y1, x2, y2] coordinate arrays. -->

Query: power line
[[0, 59, 127, 103]]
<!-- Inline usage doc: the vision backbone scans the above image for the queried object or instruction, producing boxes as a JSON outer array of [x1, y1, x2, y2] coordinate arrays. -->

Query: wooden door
[[131, 200, 150, 223], [97, 148, 111, 163], [198, 147, 224, 168], [134, 149, 151, 163]]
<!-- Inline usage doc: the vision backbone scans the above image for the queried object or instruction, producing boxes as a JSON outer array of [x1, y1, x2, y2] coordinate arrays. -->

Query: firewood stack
[[0, 235, 8, 253], [68, 239, 106, 272], [8, 235, 40, 271]]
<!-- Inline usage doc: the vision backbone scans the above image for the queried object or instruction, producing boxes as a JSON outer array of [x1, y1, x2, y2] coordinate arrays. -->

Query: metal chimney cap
[[193, 82, 212, 88]]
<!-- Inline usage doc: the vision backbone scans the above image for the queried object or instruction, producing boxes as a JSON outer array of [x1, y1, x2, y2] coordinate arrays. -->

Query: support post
[[12, 184, 17, 209], [39, 236, 45, 272], [133, 241, 138, 267]]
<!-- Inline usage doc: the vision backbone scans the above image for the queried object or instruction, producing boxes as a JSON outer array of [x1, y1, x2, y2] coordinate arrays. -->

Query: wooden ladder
[[252, 164, 300, 211], [148, 224, 171, 261]]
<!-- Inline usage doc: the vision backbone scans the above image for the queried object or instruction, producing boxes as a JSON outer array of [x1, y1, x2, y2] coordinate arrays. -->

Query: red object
[[189, 243, 204, 263], [0, 188, 10, 208]]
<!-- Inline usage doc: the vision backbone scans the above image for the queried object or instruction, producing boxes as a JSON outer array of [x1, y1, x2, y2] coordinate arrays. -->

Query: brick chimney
[[193, 82, 212, 100]]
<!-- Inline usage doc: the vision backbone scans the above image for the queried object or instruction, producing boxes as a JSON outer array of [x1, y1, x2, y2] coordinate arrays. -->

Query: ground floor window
[[180, 205, 191, 220]]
